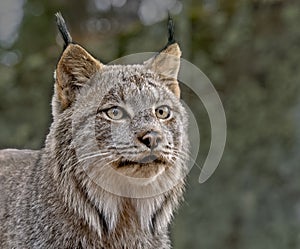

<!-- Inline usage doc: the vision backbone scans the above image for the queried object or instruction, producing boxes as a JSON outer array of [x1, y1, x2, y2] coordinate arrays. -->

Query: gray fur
[[0, 20, 189, 249]]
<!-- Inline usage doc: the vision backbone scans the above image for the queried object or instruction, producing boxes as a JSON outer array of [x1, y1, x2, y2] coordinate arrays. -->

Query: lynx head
[[52, 13, 189, 198]]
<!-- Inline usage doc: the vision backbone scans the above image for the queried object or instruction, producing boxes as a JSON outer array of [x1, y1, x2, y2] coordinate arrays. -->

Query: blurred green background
[[1, 0, 300, 248]]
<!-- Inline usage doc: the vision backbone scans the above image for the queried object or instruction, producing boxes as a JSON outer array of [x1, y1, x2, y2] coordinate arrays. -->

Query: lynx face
[[68, 64, 189, 197], [79, 65, 187, 179]]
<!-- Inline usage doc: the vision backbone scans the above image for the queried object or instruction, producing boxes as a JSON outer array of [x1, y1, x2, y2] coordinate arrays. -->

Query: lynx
[[0, 13, 189, 249]]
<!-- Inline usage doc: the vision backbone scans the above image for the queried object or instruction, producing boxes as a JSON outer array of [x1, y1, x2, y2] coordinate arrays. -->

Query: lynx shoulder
[[0, 13, 189, 249]]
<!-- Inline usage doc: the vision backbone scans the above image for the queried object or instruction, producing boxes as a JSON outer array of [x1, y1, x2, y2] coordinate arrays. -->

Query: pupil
[[159, 109, 164, 115], [113, 109, 119, 116]]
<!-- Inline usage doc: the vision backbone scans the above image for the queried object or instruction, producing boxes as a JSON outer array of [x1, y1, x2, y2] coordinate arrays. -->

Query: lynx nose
[[138, 131, 162, 150]]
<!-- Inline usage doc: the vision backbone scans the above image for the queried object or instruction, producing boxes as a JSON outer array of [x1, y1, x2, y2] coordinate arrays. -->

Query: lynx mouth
[[117, 155, 166, 168]]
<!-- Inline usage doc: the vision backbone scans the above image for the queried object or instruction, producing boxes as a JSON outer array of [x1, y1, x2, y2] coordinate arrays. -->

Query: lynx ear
[[144, 17, 181, 98], [55, 13, 102, 109], [55, 44, 103, 109], [144, 43, 181, 98]]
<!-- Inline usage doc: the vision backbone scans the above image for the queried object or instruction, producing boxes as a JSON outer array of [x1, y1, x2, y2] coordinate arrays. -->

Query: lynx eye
[[155, 105, 171, 119], [106, 107, 126, 120]]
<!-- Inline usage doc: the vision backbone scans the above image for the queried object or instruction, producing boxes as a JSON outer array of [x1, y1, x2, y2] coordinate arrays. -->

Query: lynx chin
[[0, 13, 190, 249]]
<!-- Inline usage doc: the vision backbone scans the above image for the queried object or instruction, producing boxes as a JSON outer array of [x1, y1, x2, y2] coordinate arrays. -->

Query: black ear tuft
[[55, 12, 72, 49], [167, 14, 176, 45]]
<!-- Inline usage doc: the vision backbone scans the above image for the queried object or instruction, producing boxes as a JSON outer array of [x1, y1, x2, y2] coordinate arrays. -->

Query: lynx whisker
[[77, 151, 112, 160], [59, 152, 116, 176]]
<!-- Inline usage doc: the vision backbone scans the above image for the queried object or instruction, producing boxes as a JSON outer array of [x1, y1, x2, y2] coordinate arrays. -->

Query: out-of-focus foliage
[[1, 0, 300, 248]]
